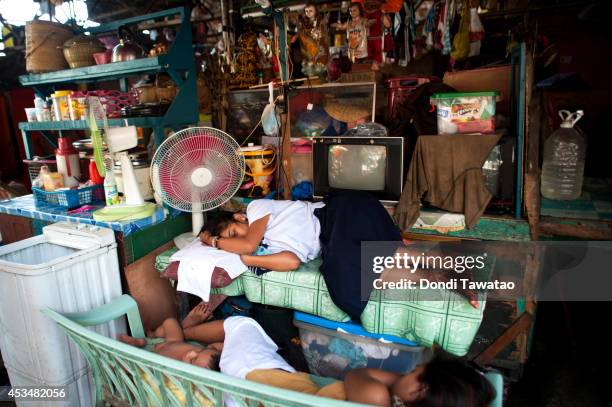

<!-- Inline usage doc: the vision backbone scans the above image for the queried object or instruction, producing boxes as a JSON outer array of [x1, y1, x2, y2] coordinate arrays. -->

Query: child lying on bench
[[121, 311, 495, 407], [120, 310, 345, 401]]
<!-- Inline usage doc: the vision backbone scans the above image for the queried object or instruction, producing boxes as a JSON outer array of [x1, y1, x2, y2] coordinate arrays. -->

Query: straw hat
[[324, 100, 370, 123]]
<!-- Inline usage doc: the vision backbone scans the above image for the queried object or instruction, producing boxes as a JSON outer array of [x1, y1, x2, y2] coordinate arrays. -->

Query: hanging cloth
[[451, 2, 470, 61]]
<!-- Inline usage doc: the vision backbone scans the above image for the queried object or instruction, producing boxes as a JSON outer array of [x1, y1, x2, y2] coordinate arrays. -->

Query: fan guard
[[151, 127, 245, 212]]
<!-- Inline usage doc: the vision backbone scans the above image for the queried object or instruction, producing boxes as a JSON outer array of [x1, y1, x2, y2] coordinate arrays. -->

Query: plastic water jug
[[541, 110, 585, 200]]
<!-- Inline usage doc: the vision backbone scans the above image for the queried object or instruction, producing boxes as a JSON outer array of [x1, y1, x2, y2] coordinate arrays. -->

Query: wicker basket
[[25, 20, 73, 73], [62, 35, 106, 69]]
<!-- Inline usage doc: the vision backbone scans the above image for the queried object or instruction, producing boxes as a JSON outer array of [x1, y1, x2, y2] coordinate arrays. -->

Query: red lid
[[55, 137, 78, 156]]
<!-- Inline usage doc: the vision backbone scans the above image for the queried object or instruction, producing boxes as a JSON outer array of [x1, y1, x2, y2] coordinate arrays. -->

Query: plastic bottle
[[104, 168, 119, 206], [541, 110, 585, 200], [55, 137, 81, 188]]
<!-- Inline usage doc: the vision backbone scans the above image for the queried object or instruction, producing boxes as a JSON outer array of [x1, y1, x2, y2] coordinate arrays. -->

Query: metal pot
[[111, 26, 145, 62]]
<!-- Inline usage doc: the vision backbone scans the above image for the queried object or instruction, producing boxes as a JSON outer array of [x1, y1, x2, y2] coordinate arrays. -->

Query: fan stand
[[174, 170, 209, 249]]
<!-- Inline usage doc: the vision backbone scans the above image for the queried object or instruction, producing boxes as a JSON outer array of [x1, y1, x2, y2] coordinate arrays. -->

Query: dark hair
[[207, 351, 221, 371], [406, 359, 496, 407], [349, 2, 364, 15], [202, 211, 238, 236]]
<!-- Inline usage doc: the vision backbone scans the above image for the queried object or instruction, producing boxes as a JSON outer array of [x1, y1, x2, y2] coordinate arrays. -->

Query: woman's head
[[203, 211, 249, 238], [394, 359, 495, 407], [349, 2, 363, 18]]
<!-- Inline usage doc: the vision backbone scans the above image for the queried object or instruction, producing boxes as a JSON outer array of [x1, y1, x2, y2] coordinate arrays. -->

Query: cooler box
[[0, 222, 126, 407], [294, 311, 431, 380]]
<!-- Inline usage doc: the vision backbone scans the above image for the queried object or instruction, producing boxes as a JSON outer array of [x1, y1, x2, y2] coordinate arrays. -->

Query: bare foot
[[181, 301, 212, 329], [119, 334, 147, 347]]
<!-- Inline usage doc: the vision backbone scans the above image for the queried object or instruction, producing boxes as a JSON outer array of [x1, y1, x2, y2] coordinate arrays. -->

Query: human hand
[[200, 231, 214, 246]]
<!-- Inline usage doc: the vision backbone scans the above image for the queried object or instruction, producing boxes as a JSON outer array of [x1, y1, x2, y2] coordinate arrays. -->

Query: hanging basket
[[25, 20, 73, 73]]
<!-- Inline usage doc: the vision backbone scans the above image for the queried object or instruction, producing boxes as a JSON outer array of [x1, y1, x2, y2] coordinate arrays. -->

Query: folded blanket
[[170, 240, 248, 301]]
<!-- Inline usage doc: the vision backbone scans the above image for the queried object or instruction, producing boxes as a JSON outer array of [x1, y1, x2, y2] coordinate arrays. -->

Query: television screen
[[328, 145, 387, 190]]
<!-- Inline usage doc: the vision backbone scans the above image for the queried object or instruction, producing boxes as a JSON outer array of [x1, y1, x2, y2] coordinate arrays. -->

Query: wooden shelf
[[19, 56, 170, 86], [19, 118, 166, 131]]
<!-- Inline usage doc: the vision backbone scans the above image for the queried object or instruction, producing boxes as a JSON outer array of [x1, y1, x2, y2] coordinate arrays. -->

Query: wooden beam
[[474, 312, 533, 365], [540, 219, 612, 240], [525, 89, 541, 241]]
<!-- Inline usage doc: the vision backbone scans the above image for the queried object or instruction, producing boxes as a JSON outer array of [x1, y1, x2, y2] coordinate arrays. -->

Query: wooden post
[[279, 112, 292, 200]]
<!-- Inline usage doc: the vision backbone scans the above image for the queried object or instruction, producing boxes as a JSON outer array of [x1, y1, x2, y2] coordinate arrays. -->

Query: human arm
[[331, 21, 348, 30], [240, 251, 301, 272], [344, 368, 401, 407], [183, 320, 226, 344]]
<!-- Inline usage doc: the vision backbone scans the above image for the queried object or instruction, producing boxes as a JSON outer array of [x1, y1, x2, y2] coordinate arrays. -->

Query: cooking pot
[[112, 26, 145, 62]]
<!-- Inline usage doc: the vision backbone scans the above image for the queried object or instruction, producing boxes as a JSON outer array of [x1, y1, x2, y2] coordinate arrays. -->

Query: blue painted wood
[[19, 57, 166, 86]]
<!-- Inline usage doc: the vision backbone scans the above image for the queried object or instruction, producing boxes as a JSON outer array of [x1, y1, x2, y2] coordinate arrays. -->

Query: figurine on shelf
[[291, 3, 329, 77], [331, 2, 370, 64]]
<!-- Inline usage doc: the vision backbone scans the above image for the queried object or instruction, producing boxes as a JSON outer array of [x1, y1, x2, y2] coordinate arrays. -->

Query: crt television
[[312, 137, 404, 204]]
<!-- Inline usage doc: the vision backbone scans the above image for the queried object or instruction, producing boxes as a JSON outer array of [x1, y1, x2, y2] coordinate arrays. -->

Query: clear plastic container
[[431, 91, 499, 134], [541, 110, 585, 200], [294, 312, 430, 380]]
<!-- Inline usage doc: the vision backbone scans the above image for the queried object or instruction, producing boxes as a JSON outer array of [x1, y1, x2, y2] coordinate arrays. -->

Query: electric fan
[[151, 127, 245, 248]]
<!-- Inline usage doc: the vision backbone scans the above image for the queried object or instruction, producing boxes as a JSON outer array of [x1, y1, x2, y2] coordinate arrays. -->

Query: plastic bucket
[[239, 146, 276, 198]]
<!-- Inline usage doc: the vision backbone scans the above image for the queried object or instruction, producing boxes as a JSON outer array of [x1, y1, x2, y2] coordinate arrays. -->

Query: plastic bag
[[261, 82, 280, 136], [343, 122, 388, 137]]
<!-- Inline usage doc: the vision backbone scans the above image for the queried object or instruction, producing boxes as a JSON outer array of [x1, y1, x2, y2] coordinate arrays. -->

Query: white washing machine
[[0, 222, 126, 406]]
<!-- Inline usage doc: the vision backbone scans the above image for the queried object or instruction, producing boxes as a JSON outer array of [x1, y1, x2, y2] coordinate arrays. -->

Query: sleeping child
[[200, 190, 404, 320], [120, 313, 494, 407], [120, 311, 345, 401]]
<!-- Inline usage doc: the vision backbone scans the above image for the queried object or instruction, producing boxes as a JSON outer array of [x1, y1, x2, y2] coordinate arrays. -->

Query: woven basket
[[324, 101, 371, 123], [26, 20, 73, 73], [63, 35, 106, 69]]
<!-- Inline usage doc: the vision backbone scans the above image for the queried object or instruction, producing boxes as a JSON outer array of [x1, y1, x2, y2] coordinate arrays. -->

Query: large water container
[[541, 110, 585, 200]]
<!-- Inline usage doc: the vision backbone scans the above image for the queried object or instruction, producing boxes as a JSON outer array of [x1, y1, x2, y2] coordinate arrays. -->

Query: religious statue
[[292, 3, 329, 77], [332, 2, 370, 64]]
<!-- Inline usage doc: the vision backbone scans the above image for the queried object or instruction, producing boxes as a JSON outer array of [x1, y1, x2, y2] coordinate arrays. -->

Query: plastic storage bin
[[294, 312, 430, 380], [0, 222, 126, 407], [430, 91, 499, 134], [291, 139, 313, 186]]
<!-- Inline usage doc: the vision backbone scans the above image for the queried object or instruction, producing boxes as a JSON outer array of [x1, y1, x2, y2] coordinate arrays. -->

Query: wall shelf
[[18, 7, 198, 159]]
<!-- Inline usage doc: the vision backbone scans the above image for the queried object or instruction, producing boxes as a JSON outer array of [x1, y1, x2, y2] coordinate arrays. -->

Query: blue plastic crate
[[32, 185, 104, 209]]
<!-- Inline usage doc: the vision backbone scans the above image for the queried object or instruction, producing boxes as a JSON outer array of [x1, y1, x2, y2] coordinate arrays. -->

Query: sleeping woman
[[200, 190, 403, 320]]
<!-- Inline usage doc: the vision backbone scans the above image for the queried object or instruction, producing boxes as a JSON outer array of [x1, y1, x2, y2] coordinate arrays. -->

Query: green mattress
[[155, 248, 491, 356]]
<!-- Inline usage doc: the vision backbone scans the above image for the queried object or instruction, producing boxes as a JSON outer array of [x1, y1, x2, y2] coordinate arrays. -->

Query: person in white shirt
[[200, 199, 325, 271], [121, 312, 345, 402]]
